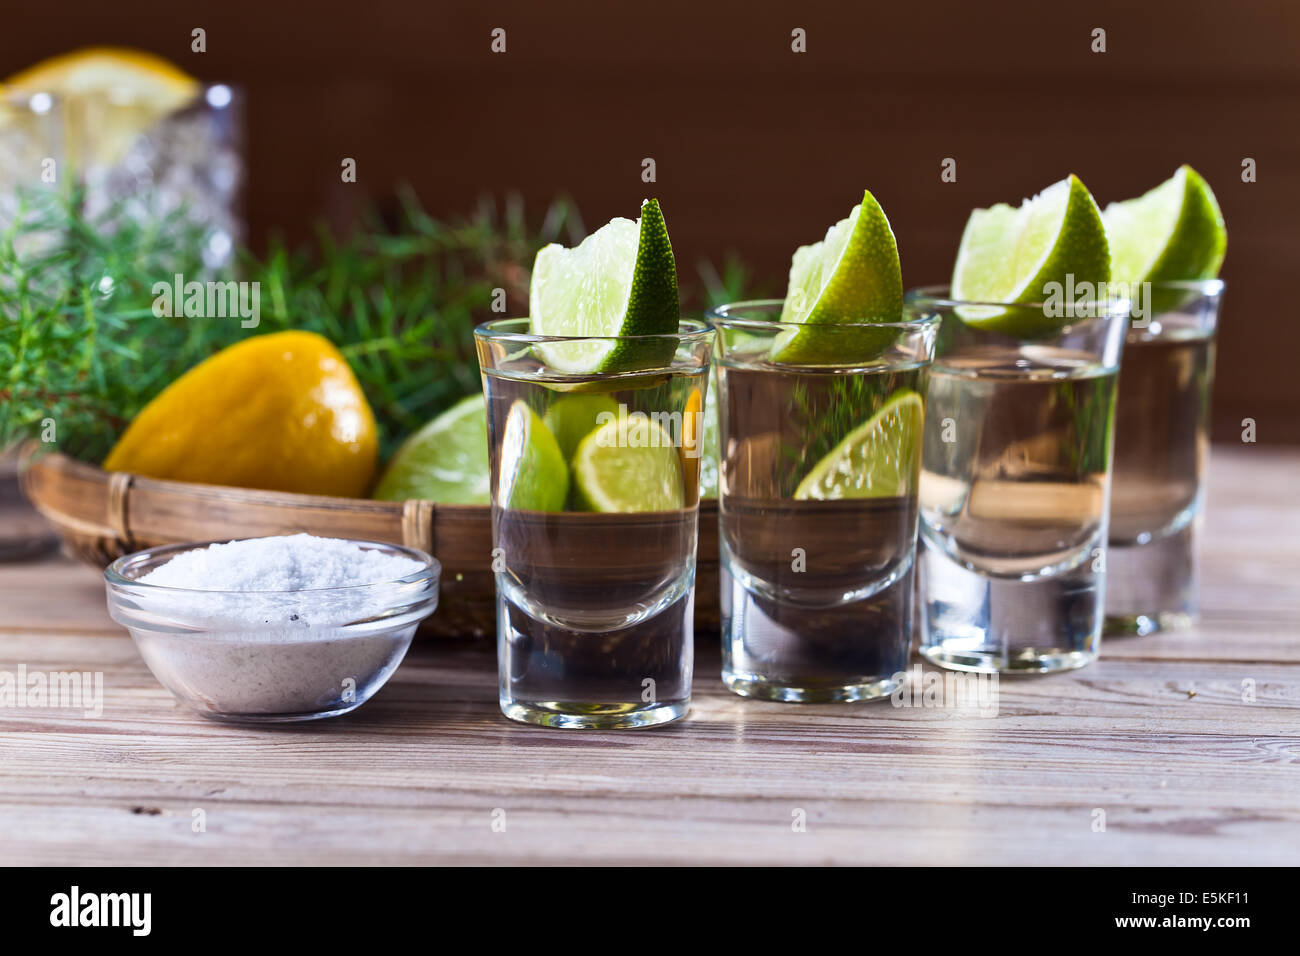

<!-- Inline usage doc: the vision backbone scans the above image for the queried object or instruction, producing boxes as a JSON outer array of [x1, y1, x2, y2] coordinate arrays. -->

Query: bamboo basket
[[19, 448, 720, 639]]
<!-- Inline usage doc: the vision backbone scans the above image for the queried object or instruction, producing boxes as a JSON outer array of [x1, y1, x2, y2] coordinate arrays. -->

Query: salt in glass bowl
[[105, 539, 440, 722]]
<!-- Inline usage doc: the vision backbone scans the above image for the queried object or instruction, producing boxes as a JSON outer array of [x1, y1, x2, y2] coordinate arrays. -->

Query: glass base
[[722, 670, 900, 703], [500, 699, 688, 729], [918, 645, 1095, 674], [197, 702, 366, 723], [1105, 610, 1195, 637], [1105, 522, 1199, 636], [920, 535, 1102, 675], [718, 545, 915, 705], [497, 587, 694, 731]]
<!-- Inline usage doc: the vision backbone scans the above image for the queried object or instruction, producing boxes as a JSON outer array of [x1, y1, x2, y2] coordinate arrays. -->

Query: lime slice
[[497, 400, 569, 511], [793, 390, 923, 500], [372, 394, 490, 504], [951, 174, 1110, 336], [571, 415, 684, 513], [1102, 164, 1225, 310], [530, 198, 680, 374], [6, 47, 200, 168], [770, 189, 904, 365], [543, 393, 620, 460]]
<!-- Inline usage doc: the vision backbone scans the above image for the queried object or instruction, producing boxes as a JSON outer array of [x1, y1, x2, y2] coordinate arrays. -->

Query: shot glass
[[77, 82, 244, 268], [708, 301, 939, 702], [1106, 280, 1222, 635], [0, 88, 63, 232], [1, 78, 243, 267], [474, 318, 713, 729], [911, 287, 1128, 673]]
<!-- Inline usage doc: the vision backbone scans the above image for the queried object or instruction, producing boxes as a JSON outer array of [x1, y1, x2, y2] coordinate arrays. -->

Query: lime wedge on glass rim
[[1102, 164, 1225, 312], [770, 189, 904, 365], [793, 390, 923, 500], [571, 414, 684, 513], [497, 400, 569, 512], [951, 174, 1110, 336], [372, 394, 490, 504], [529, 198, 680, 375]]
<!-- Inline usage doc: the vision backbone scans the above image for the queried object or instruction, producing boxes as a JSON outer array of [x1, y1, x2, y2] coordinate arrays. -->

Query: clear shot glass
[[77, 82, 245, 268], [1106, 280, 1222, 635], [909, 287, 1129, 673], [707, 301, 939, 701], [0, 88, 63, 230], [474, 318, 714, 728]]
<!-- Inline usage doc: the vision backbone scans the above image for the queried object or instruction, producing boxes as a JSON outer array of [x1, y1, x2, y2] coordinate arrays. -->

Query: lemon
[[104, 331, 378, 498], [5, 47, 200, 169], [770, 189, 904, 365], [372, 394, 490, 504], [794, 390, 923, 500], [951, 174, 1110, 336], [529, 198, 680, 374]]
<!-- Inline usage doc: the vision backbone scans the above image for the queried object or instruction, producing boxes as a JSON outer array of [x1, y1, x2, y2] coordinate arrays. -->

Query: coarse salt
[[138, 534, 425, 633]]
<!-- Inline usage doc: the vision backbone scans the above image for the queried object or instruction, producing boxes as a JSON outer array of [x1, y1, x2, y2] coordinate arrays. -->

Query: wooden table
[[1, 446, 1297, 866]]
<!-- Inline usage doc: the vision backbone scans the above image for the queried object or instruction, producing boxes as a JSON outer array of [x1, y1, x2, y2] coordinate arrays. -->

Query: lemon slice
[[5, 47, 200, 168]]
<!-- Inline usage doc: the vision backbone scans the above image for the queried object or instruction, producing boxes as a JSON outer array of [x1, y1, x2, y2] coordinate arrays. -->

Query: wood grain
[[0, 445, 1297, 865]]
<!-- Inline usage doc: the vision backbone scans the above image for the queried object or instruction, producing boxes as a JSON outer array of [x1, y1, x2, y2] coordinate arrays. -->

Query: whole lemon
[[104, 331, 378, 498]]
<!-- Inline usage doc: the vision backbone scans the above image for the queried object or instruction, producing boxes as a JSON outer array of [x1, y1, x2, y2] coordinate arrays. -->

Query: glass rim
[[0, 80, 240, 109], [905, 284, 1136, 315], [1143, 277, 1225, 295], [474, 316, 711, 344], [706, 298, 941, 333]]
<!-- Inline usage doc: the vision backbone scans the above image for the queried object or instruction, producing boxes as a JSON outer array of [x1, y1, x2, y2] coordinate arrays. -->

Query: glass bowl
[[105, 539, 440, 722]]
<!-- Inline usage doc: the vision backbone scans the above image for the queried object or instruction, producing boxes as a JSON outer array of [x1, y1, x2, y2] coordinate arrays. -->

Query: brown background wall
[[4, 0, 1297, 442]]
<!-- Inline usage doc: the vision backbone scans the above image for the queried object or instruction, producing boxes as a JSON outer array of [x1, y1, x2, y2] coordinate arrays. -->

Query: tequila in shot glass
[[1106, 280, 1222, 634], [710, 302, 939, 701], [913, 288, 1128, 673], [475, 318, 713, 728]]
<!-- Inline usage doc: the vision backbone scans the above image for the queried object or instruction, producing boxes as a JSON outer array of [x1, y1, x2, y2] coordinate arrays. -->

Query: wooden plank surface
[[0, 445, 1297, 865]]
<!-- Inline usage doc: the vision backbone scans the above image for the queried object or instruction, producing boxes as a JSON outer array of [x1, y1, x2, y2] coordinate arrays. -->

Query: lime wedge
[[543, 393, 620, 460], [571, 415, 684, 512], [951, 174, 1110, 336], [770, 189, 903, 365], [1102, 164, 1226, 302], [372, 394, 490, 504], [498, 400, 569, 511], [793, 390, 923, 500], [530, 198, 680, 374]]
